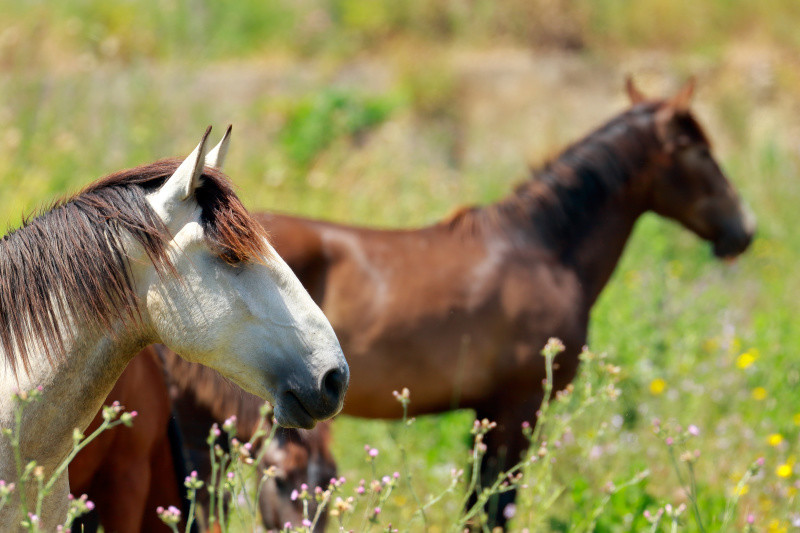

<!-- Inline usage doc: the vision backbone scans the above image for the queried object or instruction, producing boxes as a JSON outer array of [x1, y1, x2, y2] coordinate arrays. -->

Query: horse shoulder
[[499, 251, 586, 340]]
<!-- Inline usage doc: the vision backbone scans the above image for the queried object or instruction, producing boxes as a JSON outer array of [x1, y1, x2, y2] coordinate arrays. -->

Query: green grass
[[2, 2, 800, 531]]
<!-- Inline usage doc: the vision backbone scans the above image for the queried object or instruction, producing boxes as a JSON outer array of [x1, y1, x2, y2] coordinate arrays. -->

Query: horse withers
[[260, 78, 754, 527], [0, 127, 347, 530]]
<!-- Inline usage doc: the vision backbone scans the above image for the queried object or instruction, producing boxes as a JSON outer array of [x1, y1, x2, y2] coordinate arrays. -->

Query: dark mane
[[445, 102, 669, 252], [0, 159, 269, 377], [159, 347, 267, 439]]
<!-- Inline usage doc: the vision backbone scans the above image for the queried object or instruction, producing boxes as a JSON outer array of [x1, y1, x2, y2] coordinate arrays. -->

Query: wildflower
[[503, 503, 517, 520], [392, 387, 410, 405], [794, 414, 800, 426], [331, 496, 355, 516], [0, 481, 14, 497], [768, 433, 783, 447], [303, 518, 312, 527], [222, 415, 237, 433], [649, 378, 666, 395], [736, 350, 758, 369], [680, 450, 700, 463], [735, 484, 750, 496], [120, 411, 137, 426], [665, 437, 674, 446], [687, 424, 700, 436], [767, 519, 787, 533], [777, 463, 793, 478], [752, 387, 767, 401], [184, 471, 203, 490], [156, 505, 181, 526], [291, 489, 299, 501], [542, 337, 565, 357]]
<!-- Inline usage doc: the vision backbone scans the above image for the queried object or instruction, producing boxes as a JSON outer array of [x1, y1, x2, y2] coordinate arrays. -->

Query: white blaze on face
[[141, 127, 347, 428]]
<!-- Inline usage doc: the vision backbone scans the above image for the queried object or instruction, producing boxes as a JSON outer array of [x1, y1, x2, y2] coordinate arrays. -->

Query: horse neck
[[568, 190, 646, 307], [498, 118, 658, 307], [0, 316, 147, 530], [0, 319, 146, 470]]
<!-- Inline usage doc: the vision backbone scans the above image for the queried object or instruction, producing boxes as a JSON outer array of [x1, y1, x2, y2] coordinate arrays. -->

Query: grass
[[2, 1, 800, 531]]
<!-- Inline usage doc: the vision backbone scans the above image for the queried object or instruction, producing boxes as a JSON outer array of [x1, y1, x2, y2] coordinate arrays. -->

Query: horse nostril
[[322, 368, 347, 404]]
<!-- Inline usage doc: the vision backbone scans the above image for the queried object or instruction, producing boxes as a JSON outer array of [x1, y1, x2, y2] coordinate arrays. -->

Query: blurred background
[[2, 1, 800, 530]]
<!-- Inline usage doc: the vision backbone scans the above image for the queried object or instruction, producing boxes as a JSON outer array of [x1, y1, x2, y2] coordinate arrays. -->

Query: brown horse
[[259, 79, 755, 526], [69, 345, 184, 533], [162, 345, 337, 532]]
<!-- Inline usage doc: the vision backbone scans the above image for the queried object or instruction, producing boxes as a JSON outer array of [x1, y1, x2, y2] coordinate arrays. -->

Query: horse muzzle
[[274, 359, 349, 429]]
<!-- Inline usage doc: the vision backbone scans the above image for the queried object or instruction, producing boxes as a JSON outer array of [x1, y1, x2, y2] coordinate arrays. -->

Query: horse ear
[[670, 76, 696, 112], [159, 126, 212, 202], [205, 125, 232, 170], [625, 76, 646, 105]]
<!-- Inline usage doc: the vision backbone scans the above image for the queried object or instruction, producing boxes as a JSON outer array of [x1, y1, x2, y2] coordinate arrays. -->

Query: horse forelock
[[0, 159, 270, 378]]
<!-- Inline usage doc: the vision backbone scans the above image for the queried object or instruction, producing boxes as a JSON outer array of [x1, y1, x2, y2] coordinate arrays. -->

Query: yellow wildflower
[[768, 519, 787, 533], [736, 350, 757, 369], [734, 484, 749, 496], [649, 378, 666, 395], [776, 463, 793, 477], [768, 433, 783, 447], [793, 413, 800, 426], [752, 387, 767, 401]]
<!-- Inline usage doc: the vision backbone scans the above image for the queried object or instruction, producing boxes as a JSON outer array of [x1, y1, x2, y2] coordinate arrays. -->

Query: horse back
[[261, 212, 586, 417]]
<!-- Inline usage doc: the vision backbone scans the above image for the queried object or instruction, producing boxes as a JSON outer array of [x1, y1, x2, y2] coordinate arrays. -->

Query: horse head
[[141, 127, 348, 428], [629, 77, 756, 258]]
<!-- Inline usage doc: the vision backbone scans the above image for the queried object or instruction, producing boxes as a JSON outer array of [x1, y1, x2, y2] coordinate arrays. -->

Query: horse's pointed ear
[[671, 76, 696, 112], [205, 125, 232, 170], [160, 126, 212, 202], [625, 76, 646, 105]]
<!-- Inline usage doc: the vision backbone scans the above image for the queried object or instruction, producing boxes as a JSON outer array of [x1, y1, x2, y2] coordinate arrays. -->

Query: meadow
[[1, 1, 800, 530]]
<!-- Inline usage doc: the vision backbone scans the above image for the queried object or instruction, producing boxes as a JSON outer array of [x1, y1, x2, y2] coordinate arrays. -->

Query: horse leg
[[470, 394, 542, 530]]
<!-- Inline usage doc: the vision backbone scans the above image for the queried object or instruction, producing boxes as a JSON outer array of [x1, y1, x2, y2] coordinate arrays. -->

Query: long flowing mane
[[445, 102, 710, 253], [0, 159, 269, 377]]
